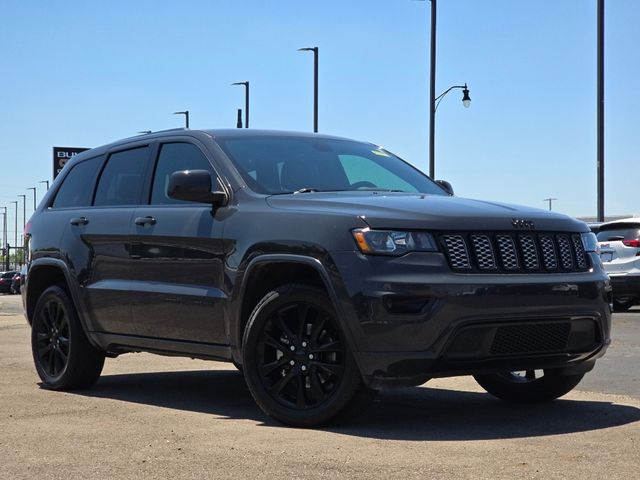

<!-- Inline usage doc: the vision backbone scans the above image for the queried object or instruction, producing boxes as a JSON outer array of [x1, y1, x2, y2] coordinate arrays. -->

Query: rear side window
[[150, 143, 217, 205], [597, 224, 640, 242], [52, 156, 103, 208], [94, 147, 149, 206]]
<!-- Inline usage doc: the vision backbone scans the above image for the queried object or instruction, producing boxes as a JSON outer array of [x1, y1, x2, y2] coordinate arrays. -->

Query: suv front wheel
[[31, 286, 105, 390], [474, 369, 584, 403], [242, 284, 375, 427]]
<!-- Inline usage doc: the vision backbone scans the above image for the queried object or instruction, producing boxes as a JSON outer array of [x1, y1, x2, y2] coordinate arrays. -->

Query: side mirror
[[168, 170, 228, 206], [436, 179, 454, 196]]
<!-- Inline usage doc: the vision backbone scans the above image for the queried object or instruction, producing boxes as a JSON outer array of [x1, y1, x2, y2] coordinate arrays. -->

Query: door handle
[[134, 216, 156, 226], [70, 217, 89, 226]]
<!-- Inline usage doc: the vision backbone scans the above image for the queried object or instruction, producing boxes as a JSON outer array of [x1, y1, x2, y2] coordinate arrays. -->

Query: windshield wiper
[[293, 188, 319, 194], [351, 188, 406, 192]]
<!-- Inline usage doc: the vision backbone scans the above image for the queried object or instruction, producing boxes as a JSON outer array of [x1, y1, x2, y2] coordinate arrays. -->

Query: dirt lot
[[1, 294, 638, 479]]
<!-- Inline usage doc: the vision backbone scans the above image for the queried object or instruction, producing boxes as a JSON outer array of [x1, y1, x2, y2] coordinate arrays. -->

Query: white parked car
[[597, 218, 640, 311]]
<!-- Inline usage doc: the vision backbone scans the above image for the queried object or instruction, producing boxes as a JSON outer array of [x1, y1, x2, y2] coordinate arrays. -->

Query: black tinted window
[[94, 147, 149, 206], [151, 143, 216, 205], [52, 156, 102, 208]]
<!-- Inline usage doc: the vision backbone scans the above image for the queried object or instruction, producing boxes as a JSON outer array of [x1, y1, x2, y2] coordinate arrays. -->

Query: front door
[[129, 141, 230, 345]]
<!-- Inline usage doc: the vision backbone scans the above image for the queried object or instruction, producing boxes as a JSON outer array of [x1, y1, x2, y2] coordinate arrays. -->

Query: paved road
[[1, 294, 638, 479]]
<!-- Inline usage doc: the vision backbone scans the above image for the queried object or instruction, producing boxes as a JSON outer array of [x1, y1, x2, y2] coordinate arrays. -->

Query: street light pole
[[298, 47, 319, 133], [231, 81, 250, 128], [39, 180, 49, 191], [18, 194, 26, 227], [10, 201, 17, 269], [429, 0, 437, 178], [27, 187, 37, 212], [0, 208, 6, 270], [173, 111, 190, 128], [16, 195, 27, 266]]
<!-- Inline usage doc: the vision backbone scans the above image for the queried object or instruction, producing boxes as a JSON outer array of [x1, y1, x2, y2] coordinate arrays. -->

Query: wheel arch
[[25, 259, 100, 350], [231, 254, 356, 364]]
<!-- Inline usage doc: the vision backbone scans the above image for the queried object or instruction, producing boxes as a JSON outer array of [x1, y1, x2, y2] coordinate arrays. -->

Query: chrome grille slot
[[572, 234, 587, 269], [441, 235, 472, 270], [557, 235, 574, 270], [496, 235, 519, 270], [470, 235, 497, 270], [519, 235, 539, 270], [539, 234, 558, 270]]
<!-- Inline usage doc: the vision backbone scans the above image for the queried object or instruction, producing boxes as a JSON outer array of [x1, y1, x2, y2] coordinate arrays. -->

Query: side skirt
[[91, 332, 233, 362]]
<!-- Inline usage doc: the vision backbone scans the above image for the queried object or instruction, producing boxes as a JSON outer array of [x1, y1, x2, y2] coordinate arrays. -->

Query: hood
[[266, 192, 587, 232]]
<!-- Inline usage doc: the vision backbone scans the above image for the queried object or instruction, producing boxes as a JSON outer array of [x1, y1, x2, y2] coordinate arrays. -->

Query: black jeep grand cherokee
[[23, 129, 611, 426]]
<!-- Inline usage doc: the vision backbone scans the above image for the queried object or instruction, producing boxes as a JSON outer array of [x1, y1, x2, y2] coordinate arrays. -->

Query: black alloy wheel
[[34, 294, 71, 379], [243, 284, 374, 427], [31, 286, 105, 390], [257, 302, 345, 409]]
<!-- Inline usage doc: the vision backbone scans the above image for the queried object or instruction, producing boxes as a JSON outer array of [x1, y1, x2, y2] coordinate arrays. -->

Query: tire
[[612, 298, 633, 312], [242, 284, 375, 427], [31, 286, 105, 390], [231, 360, 243, 373], [474, 369, 584, 403]]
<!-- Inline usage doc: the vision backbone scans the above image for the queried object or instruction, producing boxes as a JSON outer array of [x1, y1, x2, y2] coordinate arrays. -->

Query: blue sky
[[1, 0, 638, 241]]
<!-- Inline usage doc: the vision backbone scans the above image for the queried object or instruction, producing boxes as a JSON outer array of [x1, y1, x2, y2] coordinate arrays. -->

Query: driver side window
[[151, 142, 218, 205]]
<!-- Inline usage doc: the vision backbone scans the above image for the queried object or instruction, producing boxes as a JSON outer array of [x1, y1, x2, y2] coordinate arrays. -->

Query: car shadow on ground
[[68, 369, 640, 441]]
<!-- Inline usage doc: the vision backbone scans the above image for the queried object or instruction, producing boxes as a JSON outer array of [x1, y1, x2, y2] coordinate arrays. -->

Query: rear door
[[129, 140, 230, 344], [61, 145, 152, 335]]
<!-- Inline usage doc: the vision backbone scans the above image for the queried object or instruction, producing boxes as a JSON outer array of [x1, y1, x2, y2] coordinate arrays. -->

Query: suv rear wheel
[[242, 284, 375, 427], [474, 369, 584, 403], [31, 286, 105, 389], [612, 298, 633, 312]]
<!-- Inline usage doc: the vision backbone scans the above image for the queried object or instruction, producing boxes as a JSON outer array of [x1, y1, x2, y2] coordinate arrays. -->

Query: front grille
[[491, 322, 571, 355], [440, 232, 589, 273]]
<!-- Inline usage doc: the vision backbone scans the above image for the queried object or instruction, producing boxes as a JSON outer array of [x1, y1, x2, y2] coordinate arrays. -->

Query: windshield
[[215, 135, 447, 196]]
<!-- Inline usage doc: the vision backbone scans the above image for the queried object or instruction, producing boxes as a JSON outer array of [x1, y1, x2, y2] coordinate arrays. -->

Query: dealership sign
[[53, 146, 90, 179]]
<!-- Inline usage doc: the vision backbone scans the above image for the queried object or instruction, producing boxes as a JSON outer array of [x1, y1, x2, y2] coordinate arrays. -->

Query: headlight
[[352, 228, 438, 256], [581, 232, 600, 254]]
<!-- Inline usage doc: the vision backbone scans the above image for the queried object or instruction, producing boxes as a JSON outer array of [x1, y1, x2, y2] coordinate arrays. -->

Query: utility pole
[[596, 0, 605, 222], [543, 198, 558, 211]]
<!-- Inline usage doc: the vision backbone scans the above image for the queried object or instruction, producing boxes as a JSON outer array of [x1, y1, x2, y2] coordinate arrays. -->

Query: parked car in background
[[0, 270, 18, 294], [11, 267, 26, 294], [588, 223, 602, 234], [597, 218, 640, 311]]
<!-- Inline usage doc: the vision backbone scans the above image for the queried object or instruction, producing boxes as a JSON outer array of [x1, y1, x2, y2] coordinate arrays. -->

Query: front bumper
[[330, 251, 612, 388]]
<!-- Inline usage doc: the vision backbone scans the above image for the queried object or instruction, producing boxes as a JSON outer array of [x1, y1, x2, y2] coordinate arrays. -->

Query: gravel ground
[[1, 294, 638, 479]]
